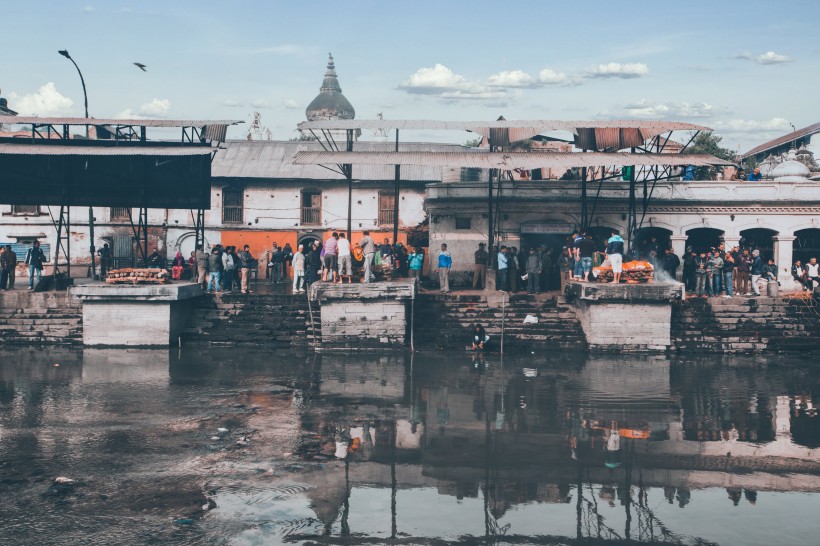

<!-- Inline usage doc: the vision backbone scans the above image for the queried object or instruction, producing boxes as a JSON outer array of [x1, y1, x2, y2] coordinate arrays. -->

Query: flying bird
[[133, 63, 147, 72]]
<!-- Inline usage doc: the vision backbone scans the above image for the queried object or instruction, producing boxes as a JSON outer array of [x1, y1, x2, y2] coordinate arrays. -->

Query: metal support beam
[[88, 207, 96, 280], [128, 207, 149, 267], [193, 209, 205, 251], [345, 129, 353, 240], [487, 136, 494, 266], [51, 206, 71, 278], [393, 129, 400, 245], [627, 150, 637, 254]]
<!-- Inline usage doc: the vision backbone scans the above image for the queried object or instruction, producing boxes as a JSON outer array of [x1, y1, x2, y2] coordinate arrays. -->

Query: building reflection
[[290, 352, 820, 543]]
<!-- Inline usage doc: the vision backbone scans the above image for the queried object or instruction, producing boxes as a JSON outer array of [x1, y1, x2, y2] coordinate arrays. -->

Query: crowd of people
[[191, 244, 257, 294]]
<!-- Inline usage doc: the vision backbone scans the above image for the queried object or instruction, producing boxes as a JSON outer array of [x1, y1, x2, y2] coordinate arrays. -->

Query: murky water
[[1, 347, 819, 545]]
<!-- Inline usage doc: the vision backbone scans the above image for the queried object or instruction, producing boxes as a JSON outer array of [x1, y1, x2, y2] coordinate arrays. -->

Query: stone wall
[[575, 301, 671, 352], [310, 281, 414, 350], [319, 300, 407, 348]]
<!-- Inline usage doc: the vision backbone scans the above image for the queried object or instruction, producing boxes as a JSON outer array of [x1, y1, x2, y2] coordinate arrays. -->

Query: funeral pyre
[[592, 260, 654, 283], [105, 268, 170, 284]]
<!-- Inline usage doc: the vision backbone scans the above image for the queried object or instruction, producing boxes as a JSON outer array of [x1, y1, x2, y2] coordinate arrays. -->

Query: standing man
[[322, 232, 338, 282], [195, 244, 208, 290], [221, 246, 236, 291], [472, 242, 488, 289], [269, 243, 284, 284], [0, 246, 8, 290], [662, 247, 680, 281], [437, 243, 452, 293], [497, 245, 508, 291], [98, 243, 111, 279], [750, 249, 763, 297], [683, 249, 697, 291], [408, 246, 424, 287], [238, 244, 255, 294], [525, 248, 541, 293], [292, 244, 306, 293], [606, 231, 625, 284], [206, 246, 222, 294], [25, 241, 46, 290], [736, 248, 752, 295], [336, 232, 352, 284], [360, 231, 376, 283], [282, 242, 293, 281], [577, 233, 596, 282]]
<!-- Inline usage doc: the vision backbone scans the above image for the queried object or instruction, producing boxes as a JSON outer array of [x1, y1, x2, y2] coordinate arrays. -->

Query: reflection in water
[[1, 348, 819, 545]]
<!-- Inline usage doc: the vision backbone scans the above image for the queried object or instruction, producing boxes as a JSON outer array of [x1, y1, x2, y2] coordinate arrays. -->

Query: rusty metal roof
[[740, 122, 820, 159], [292, 150, 731, 169], [0, 117, 243, 127], [211, 140, 461, 181], [0, 144, 213, 156], [298, 119, 709, 132]]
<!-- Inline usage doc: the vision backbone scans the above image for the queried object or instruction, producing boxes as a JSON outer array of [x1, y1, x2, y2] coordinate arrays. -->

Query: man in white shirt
[[336, 233, 352, 284], [222, 246, 236, 291], [807, 257, 820, 289]]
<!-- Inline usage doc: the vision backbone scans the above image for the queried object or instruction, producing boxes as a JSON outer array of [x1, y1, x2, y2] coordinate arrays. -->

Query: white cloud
[[221, 99, 243, 108], [283, 99, 299, 110], [139, 98, 170, 116], [618, 99, 718, 119], [7, 82, 74, 116], [487, 70, 537, 88], [735, 51, 791, 64], [538, 68, 569, 85], [399, 64, 506, 100], [585, 62, 649, 79], [250, 99, 271, 109], [83, 5, 93, 12], [712, 117, 792, 132]]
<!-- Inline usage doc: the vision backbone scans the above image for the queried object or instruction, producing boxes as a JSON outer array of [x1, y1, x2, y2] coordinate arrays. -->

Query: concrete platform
[[72, 282, 204, 347], [564, 280, 684, 352], [309, 280, 416, 349]]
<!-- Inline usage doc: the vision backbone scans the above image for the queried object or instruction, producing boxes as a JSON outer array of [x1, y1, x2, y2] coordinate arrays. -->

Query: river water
[[1, 346, 819, 545]]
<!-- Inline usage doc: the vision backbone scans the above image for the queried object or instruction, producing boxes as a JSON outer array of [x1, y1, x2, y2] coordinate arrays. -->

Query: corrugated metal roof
[[211, 140, 461, 180], [0, 144, 213, 156], [292, 151, 731, 169], [298, 119, 710, 132], [0, 117, 243, 127], [740, 122, 820, 159]]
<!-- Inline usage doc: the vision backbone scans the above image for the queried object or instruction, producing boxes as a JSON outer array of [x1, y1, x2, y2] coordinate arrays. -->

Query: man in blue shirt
[[437, 243, 452, 293], [747, 167, 762, 181], [605, 231, 625, 284], [497, 245, 508, 291]]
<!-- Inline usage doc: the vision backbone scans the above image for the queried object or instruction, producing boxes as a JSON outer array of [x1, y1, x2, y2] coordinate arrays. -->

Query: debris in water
[[235, 437, 249, 447], [217, 428, 229, 433], [175, 518, 194, 525], [54, 477, 75, 484], [53, 363, 60, 367], [210, 436, 220, 441]]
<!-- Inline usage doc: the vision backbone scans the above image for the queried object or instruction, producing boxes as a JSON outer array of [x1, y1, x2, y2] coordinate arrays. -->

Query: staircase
[[181, 292, 317, 348], [414, 292, 587, 351], [0, 291, 83, 345], [671, 295, 818, 353]]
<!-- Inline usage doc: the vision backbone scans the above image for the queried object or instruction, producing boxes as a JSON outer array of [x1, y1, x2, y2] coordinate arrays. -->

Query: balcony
[[301, 207, 322, 225]]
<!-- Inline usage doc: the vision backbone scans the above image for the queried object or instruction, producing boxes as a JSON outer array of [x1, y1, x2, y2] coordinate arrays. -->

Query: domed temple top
[[770, 148, 811, 182], [305, 53, 355, 121]]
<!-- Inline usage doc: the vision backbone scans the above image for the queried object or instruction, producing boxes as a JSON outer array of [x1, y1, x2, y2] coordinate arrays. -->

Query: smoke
[[652, 267, 679, 284]]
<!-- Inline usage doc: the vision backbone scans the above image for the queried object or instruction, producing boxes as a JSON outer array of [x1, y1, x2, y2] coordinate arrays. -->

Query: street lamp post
[[58, 49, 96, 280]]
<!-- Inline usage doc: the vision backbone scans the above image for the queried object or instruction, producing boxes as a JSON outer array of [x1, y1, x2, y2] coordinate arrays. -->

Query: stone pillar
[[670, 236, 687, 281], [722, 235, 740, 250], [773, 236, 797, 292]]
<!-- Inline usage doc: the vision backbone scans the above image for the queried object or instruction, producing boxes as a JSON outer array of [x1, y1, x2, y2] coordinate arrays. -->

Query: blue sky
[[3, 0, 818, 152]]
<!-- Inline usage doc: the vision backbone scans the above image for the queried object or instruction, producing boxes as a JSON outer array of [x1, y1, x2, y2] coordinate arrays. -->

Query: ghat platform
[[564, 280, 685, 352]]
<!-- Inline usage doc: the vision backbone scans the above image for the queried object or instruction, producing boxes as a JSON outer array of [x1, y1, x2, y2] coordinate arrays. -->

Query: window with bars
[[301, 191, 322, 225], [222, 188, 244, 224], [11, 205, 39, 216], [378, 192, 395, 226], [110, 207, 130, 221]]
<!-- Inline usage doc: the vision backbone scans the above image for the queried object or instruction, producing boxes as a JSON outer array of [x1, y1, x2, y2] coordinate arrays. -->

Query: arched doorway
[[740, 228, 777, 260], [794, 228, 820, 264], [297, 232, 322, 254], [685, 227, 724, 254], [634, 227, 672, 259]]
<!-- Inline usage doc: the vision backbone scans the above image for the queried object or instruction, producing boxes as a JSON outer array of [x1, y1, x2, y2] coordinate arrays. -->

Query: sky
[[3, 0, 819, 152]]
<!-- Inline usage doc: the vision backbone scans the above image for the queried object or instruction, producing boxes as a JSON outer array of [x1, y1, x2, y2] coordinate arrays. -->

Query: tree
[[684, 132, 736, 180]]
